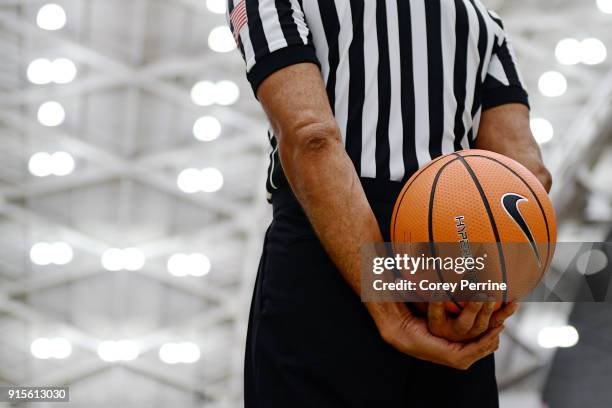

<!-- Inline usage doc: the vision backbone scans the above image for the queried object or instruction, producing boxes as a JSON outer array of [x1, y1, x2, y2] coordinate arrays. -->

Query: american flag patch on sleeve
[[229, 0, 248, 45]]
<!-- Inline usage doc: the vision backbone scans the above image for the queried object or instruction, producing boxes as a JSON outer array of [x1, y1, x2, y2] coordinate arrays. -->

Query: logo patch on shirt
[[230, 0, 248, 45]]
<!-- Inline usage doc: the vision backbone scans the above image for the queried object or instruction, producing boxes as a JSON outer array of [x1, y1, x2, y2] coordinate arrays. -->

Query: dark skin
[[257, 62, 551, 369], [476, 102, 552, 192]]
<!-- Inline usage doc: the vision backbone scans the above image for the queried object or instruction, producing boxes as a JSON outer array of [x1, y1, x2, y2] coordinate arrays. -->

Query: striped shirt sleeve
[[227, 0, 320, 94], [482, 13, 530, 110]]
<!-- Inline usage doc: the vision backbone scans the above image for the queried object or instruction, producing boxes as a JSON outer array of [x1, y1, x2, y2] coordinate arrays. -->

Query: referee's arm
[[476, 18, 552, 192], [477, 104, 552, 192], [259, 62, 502, 371], [229, 0, 502, 370]]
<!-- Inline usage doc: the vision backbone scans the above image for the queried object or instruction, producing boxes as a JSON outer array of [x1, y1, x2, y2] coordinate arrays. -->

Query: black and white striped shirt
[[227, 0, 529, 201]]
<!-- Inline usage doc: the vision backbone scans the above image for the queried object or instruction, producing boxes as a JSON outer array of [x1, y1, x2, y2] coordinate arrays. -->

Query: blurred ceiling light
[[51, 242, 74, 265], [31, 337, 72, 359], [208, 26, 236, 53], [215, 80, 240, 105], [116, 340, 140, 361], [178, 168, 224, 193], [28, 152, 54, 177], [193, 116, 222, 142], [556, 38, 607, 66], [101, 248, 145, 271], [101, 248, 124, 271], [159, 343, 180, 364], [30, 242, 53, 266], [555, 38, 582, 66], [581, 38, 607, 65], [122, 247, 146, 271], [178, 342, 201, 363], [167, 253, 190, 277], [27, 58, 53, 84], [530, 118, 554, 145], [191, 81, 217, 106], [36, 3, 67, 30], [38, 101, 65, 127], [31, 338, 52, 359], [597, 0, 612, 13], [30, 242, 74, 266], [159, 342, 201, 364], [29, 151, 75, 177], [27, 58, 77, 85], [537, 326, 579, 349], [98, 340, 140, 362], [538, 71, 567, 97], [50, 337, 73, 359], [191, 80, 240, 106], [206, 0, 227, 14], [177, 168, 204, 193], [167, 253, 211, 277], [200, 167, 224, 192], [50, 151, 75, 176], [51, 58, 77, 84], [188, 253, 212, 277]]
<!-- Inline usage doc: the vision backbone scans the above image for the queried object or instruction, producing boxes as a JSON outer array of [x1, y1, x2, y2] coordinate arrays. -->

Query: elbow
[[279, 118, 342, 162], [275, 118, 344, 200]]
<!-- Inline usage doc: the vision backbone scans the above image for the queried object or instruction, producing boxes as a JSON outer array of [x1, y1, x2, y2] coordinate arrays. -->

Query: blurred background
[[0, 0, 611, 407]]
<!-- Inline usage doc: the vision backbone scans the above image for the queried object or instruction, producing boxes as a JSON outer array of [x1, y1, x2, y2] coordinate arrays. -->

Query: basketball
[[391, 150, 557, 313]]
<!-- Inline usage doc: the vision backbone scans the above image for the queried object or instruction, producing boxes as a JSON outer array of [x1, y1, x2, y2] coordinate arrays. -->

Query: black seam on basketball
[[391, 154, 450, 241], [393, 155, 453, 309], [462, 154, 552, 270], [428, 157, 463, 308], [428, 159, 462, 243], [453, 154, 508, 303]]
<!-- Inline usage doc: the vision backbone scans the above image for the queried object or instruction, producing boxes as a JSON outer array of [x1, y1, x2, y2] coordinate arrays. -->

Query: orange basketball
[[391, 150, 557, 313]]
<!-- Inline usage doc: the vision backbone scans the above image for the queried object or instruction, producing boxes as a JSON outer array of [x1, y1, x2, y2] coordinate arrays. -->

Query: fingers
[[490, 302, 519, 328], [471, 302, 497, 335], [386, 312, 504, 371], [451, 325, 504, 370], [453, 302, 484, 336], [427, 302, 447, 333]]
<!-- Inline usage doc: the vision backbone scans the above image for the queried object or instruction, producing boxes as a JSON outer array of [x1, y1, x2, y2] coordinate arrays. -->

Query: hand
[[428, 302, 494, 342], [489, 302, 520, 329], [370, 303, 503, 370], [428, 302, 519, 342]]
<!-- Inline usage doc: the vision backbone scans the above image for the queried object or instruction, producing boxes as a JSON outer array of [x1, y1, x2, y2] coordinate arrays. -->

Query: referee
[[227, 0, 552, 406]]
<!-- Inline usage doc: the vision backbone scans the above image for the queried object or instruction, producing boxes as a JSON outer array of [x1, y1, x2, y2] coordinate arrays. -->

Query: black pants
[[244, 185, 499, 407]]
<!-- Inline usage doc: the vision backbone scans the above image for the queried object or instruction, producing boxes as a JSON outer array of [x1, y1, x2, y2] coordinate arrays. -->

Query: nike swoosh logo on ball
[[501, 193, 542, 267]]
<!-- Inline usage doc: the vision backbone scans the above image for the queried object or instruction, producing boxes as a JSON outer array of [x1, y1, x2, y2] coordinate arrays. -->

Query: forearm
[[278, 127, 406, 326], [257, 63, 406, 327], [476, 104, 553, 192], [281, 136, 379, 290]]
